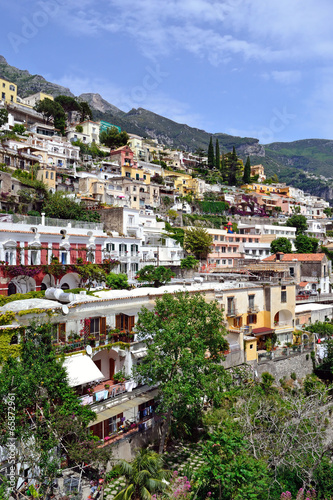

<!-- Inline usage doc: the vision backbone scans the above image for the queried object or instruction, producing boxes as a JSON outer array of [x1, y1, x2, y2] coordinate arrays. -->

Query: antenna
[[86, 345, 92, 356]]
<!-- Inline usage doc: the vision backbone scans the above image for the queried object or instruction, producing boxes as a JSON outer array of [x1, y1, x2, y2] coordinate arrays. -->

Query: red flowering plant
[[80, 318, 91, 339], [4, 264, 42, 277]]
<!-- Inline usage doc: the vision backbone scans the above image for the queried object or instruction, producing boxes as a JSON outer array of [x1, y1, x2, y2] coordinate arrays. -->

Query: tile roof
[[263, 253, 325, 262]]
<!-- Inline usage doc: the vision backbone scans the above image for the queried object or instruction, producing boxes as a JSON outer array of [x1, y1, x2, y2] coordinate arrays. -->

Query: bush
[[105, 273, 129, 290], [290, 372, 297, 381]]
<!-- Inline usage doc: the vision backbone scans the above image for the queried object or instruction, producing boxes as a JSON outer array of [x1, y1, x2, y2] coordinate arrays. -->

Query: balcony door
[[109, 358, 115, 379]]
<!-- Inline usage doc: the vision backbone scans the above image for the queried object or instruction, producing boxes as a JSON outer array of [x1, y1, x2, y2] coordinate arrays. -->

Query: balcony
[[54, 331, 135, 355], [247, 305, 259, 313], [226, 308, 239, 317]]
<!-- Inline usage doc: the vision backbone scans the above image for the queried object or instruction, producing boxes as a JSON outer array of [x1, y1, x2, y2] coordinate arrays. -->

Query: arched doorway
[[8, 282, 17, 296]]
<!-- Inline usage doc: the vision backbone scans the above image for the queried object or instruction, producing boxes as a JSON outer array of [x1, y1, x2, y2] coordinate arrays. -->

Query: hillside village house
[[263, 253, 331, 294]]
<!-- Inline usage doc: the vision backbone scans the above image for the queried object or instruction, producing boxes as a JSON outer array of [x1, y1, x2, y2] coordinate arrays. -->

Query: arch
[[274, 309, 293, 325], [41, 274, 55, 291], [59, 272, 80, 290], [8, 282, 17, 296], [8, 276, 36, 294]]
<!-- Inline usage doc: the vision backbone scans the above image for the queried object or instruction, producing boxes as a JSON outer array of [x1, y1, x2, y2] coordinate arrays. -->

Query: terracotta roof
[[263, 253, 326, 262], [299, 281, 308, 287]]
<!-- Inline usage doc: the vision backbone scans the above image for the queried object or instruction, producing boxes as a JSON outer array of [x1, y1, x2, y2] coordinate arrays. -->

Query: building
[[263, 253, 331, 294], [0, 77, 17, 105], [21, 92, 54, 108]]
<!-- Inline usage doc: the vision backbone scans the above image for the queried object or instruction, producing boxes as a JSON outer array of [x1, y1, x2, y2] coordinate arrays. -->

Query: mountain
[[78, 93, 122, 116], [0, 55, 73, 98]]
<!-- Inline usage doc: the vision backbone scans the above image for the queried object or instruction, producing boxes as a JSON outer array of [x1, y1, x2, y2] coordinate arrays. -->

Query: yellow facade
[[37, 168, 56, 191], [164, 171, 200, 196], [0, 78, 17, 104], [121, 165, 151, 184], [244, 338, 258, 361]]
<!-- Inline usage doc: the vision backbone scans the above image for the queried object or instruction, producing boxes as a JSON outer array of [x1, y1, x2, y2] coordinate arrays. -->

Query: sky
[[2, 0, 333, 144]]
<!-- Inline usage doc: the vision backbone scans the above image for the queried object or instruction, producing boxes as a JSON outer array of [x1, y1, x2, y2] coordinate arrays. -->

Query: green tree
[[136, 292, 229, 453], [99, 126, 129, 149], [195, 427, 271, 500], [208, 136, 215, 169], [215, 139, 221, 171], [323, 207, 332, 217], [286, 214, 308, 235], [75, 124, 83, 133], [110, 448, 171, 500], [270, 237, 292, 254], [224, 147, 244, 186], [243, 156, 251, 184], [220, 153, 226, 181], [43, 191, 100, 222], [164, 222, 185, 247], [105, 272, 129, 290], [34, 98, 66, 134], [0, 322, 107, 498], [295, 234, 319, 253], [135, 265, 174, 287], [78, 101, 93, 121], [0, 109, 8, 128], [54, 95, 81, 115], [180, 255, 199, 269], [183, 226, 213, 259], [76, 262, 106, 290], [11, 124, 27, 135]]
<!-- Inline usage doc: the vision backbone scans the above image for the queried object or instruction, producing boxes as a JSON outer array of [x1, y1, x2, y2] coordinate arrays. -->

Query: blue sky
[[2, 0, 333, 144]]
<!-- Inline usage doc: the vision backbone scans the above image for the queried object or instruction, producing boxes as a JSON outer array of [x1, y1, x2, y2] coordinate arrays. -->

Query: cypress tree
[[207, 136, 215, 169], [243, 156, 251, 184], [225, 147, 244, 186], [220, 154, 226, 182], [215, 139, 221, 171]]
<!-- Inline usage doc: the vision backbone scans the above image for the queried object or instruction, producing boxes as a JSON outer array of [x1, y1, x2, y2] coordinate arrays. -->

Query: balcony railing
[[226, 308, 239, 317], [54, 332, 135, 354], [247, 305, 259, 313]]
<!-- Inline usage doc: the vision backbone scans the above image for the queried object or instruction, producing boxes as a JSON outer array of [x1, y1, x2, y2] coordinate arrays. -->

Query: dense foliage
[[135, 265, 174, 287], [99, 126, 129, 149], [183, 226, 213, 259], [42, 191, 100, 222], [270, 237, 292, 254]]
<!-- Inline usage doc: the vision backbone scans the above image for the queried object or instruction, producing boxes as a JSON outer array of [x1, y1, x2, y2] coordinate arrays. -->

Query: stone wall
[[110, 420, 161, 462], [96, 207, 124, 233], [256, 351, 313, 381]]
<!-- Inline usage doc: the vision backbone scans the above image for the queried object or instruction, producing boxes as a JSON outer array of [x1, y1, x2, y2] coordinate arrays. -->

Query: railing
[[12, 213, 103, 230], [226, 309, 239, 317], [54, 333, 134, 354]]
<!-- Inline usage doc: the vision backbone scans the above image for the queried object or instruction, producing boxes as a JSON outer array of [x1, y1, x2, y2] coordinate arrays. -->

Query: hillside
[[0, 56, 73, 98], [1, 55, 333, 201]]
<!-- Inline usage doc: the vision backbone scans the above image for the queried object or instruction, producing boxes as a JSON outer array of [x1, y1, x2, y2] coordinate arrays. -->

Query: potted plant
[[104, 383, 110, 390], [113, 370, 126, 383]]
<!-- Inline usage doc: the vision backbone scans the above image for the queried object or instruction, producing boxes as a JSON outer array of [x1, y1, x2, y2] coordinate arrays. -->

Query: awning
[[252, 327, 274, 336], [90, 389, 159, 425], [63, 354, 104, 387]]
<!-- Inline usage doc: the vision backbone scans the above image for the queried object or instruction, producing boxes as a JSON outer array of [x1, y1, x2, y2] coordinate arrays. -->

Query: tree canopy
[[135, 265, 174, 287], [270, 237, 292, 254], [0, 109, 9, 127], [42, 191, 100, 222], [183, 226, 213, 259], [243, 156, 251, 184], [99, 126, 129, 149], [0, 322, 108, 498], [295, 234, 319, 253], [34, 98, 66, 134], [286, 214, 308, 235], [207, 136, 215, 169], [136, 292, 229, 452]]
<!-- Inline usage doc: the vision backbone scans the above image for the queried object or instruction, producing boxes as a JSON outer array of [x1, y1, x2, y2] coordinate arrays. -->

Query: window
[[227, 297, 235, 315], [2, 92, 5, 99], [5, 250, 15, 265], [248, 294, 255, 309], [126, 172, 131, 178], [222, 259, 226, 265], [136, 173, 140, 180], [45, 171, 49, 179], [214, 235, 218, 241], [221, 247, 226, 253], [10, 95, 14, 102], [233, 316, 242, 327], [143, 174, 146, 180], [249, 343, 254, 349], [289, 267, 295, 277], [87, 251, 94, 263], [281, 285, 287, 303], [51, 172, 54, 180], [106, 243, 115, 252], [9, 85, 15, 91], [30, 250, 38, 265], [90, 317, 100, 336], [133, 186, 136, 192], [233, 247, 237, 253], [247, 314, 257, 324], [228, 259, 232, 265], [119, 243, 127, 254], [61, 252, 67, 265], [115, 313, 135, 332], [133, 196, 137, 201]]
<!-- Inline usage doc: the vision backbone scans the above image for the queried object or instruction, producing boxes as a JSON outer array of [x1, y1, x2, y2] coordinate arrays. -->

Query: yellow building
[[0, 77, 17, 104], [121, 165, 151, 184], [221, 283, 295, 354], [164, 171, 200, 197], [37, 167, 56, 191]]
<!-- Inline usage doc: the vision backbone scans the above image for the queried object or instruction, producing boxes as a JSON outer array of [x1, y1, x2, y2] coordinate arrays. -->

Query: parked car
[[298, 290, 311, 296], [310, 290, 318, 296]]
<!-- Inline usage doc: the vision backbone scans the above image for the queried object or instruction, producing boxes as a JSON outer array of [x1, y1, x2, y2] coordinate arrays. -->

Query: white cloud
[[262, 70, 302, 85], [49, 0, 333, 65]]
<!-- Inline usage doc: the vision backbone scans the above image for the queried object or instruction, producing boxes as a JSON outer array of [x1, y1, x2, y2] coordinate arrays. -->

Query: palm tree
[[112, 448, 171, 500]]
